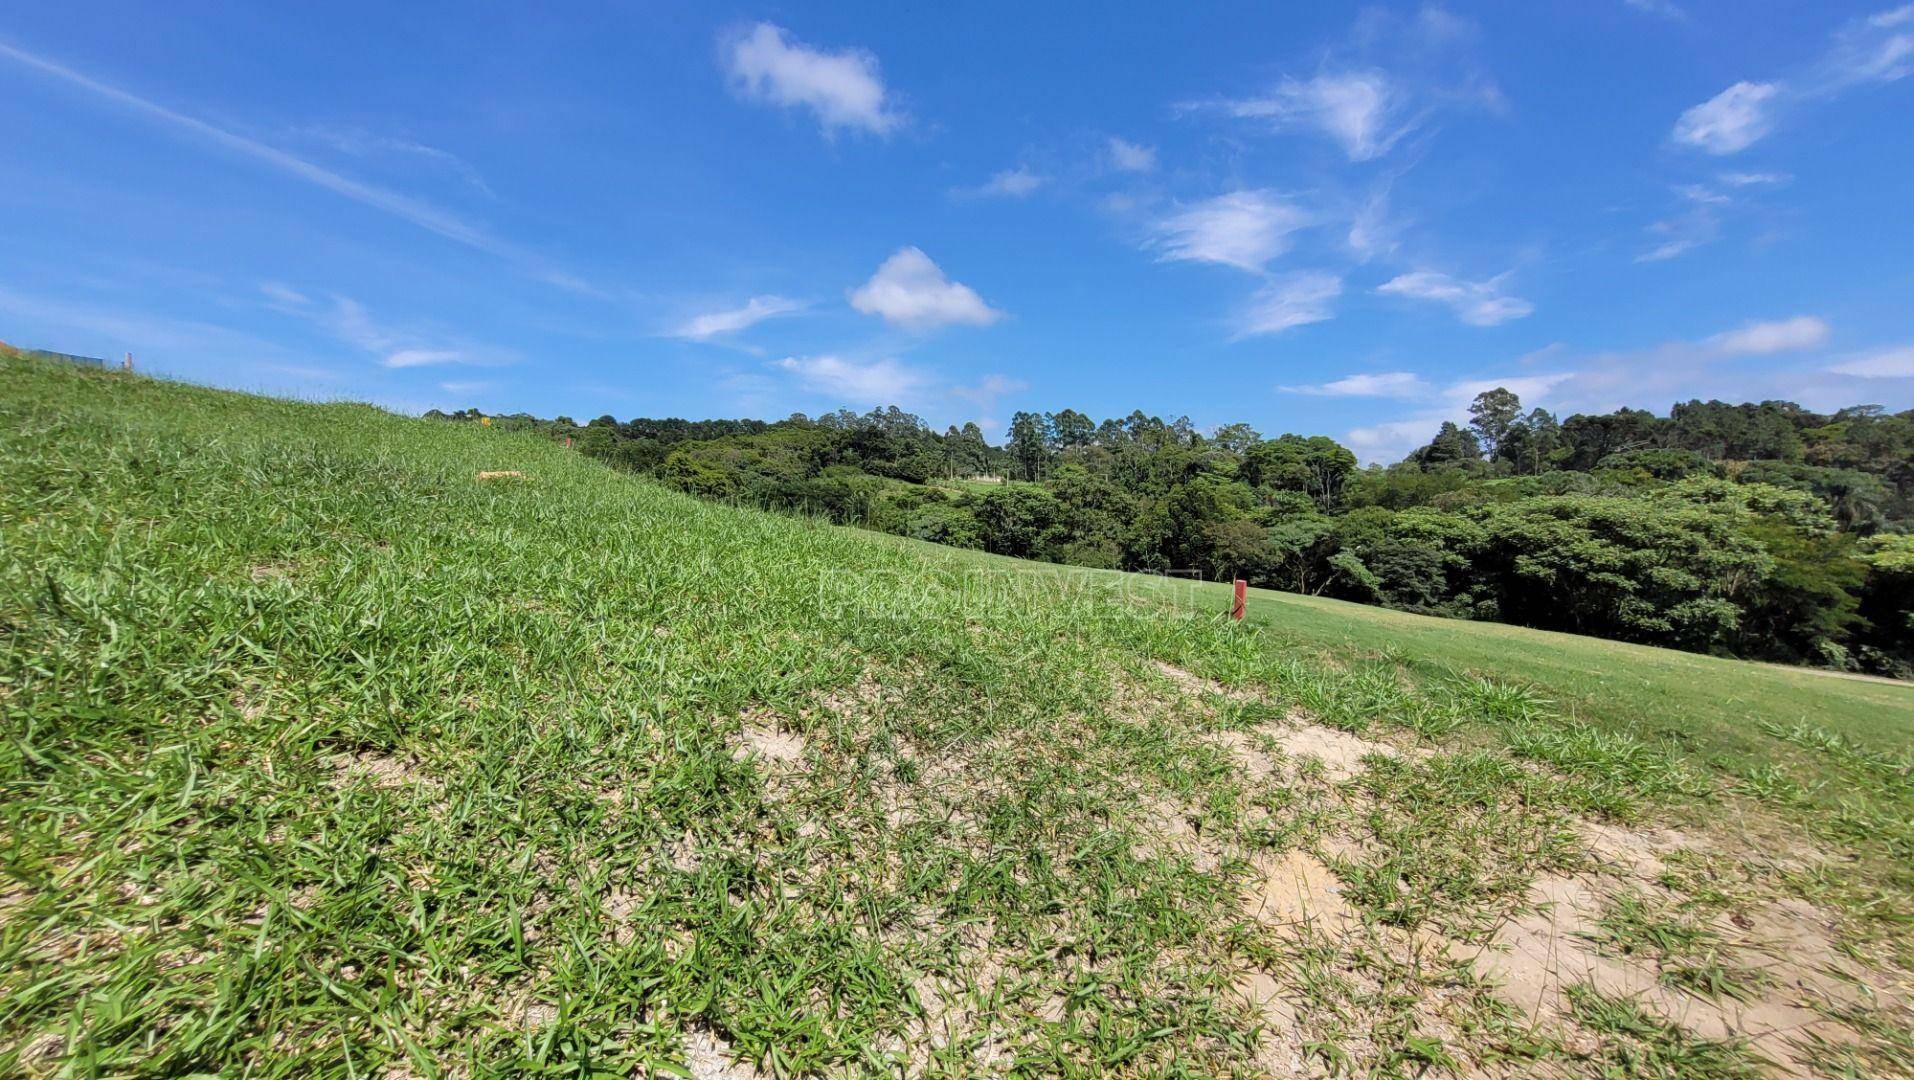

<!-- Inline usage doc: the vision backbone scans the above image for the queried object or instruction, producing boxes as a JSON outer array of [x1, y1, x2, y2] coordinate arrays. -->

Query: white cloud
[[847, 247, 1002, 330], [668, 295, 805, 341], [1813, 4, 1914, 92], [774, 355, 930, 404], [950, 373, 1026, 437], [1279, 371, 1428, 397], [972, 167, 1044, 198], [1107, 137, 1156, 172], [259, 282, 310, 307], [1828, 345, 1914, 378], [438, 380, 493, 394], [1341, 372, 1573, 464], [1213, 71, 1412, 161], [1667, 9, 1912, 156], [1441, 373, 1574, 408], [1234, 272, 1342, 338], [1709, 315, 1830, 355], [1344, 417, 1448, 464], [1345, 191, 1401, 260], [1637, 205, 1721, 262], [265, 290, 509, 370], [1152, 190, 1311, 273], [1673, 81, 1780, 154], [0, 41, 586, 292], [1719, 170, 1790, 186], [1376, 270, 1533, 326], [382, 348, 463, 368], [302, 125, 494, 197], [722, 22, 902, 136]]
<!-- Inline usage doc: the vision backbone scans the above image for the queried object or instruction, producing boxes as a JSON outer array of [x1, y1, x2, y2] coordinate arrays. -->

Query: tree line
[[427, 393, 1914, 677]]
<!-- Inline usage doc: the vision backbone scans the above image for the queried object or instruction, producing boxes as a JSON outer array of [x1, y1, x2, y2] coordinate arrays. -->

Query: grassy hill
[[2, 356, 1909, 1077]]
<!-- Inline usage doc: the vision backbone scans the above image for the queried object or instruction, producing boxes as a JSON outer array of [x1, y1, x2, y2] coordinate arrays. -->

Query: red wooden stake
[[1231, 579, 1247, 621]]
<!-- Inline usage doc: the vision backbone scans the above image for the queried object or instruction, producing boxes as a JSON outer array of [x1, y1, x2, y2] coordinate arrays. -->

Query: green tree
[[1008, 411, 1050, 481], [1243, 435, 1358, 509], [1468, 388, 1523, 460], [1047, 408, 1096, 449]]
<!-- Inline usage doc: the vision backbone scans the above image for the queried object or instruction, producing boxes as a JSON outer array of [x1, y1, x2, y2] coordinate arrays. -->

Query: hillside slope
[[2, 357, 1909, 1077]]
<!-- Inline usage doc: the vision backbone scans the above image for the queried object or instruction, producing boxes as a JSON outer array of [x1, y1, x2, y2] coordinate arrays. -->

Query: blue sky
[[3, 2, 1911, 461]]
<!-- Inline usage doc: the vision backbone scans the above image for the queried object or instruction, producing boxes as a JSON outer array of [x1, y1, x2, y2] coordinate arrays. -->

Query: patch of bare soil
[[327, 751, 437, 792], [1243, 847, 1358, 931], [1472, 821, 1896, 1076], [1208, 712, 1405, 784], [732, 714, 806, 767], [683, 1028, 765, 1079], [1149, 659, 1257, 702]]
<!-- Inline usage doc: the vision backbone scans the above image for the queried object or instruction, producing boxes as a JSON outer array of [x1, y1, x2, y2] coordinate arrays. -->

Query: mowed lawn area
[[925, 542, 1913, 783], [3, 356, 1911, 1077]]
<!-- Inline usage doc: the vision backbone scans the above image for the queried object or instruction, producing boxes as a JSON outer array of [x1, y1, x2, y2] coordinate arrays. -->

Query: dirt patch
[[1243, 847, 1357, 930], [603, 886, 643, 945], [1150, 660, 1257, 702], [475, 470, 524, 480], [327, 751, 437, 792], [1235, 968, 1308, 1077], [1210, 713, 1402, 784], [683, 1027, 766, 1079], [1278, 724, 1398, 782], [732, 711, 806, 767], [1474, 854, 1880, 1074]]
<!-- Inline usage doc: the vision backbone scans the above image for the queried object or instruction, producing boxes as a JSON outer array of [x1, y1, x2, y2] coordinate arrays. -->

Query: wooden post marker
[[1231, 579, 1247, 621]]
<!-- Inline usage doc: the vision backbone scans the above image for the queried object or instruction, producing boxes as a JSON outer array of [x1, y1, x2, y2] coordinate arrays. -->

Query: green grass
[[2, 356, 1909, 1076], [922, 546, 1913, 869]]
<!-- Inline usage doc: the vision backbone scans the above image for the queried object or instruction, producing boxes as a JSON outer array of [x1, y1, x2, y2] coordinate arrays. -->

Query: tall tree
[[1008, 411, 1050, 480], [1048, 409, 1096, 448], [1211, 422, 1261, 455], [1413, 422, 1483, 469], [1468, 388, 1523, 460]]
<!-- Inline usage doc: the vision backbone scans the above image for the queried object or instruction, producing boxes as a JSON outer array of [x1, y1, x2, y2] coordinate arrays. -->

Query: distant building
[[23, 349, 108, 367]]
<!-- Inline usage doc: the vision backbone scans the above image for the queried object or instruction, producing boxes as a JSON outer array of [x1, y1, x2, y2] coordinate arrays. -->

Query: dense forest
[[428, 393, 1914, 677]]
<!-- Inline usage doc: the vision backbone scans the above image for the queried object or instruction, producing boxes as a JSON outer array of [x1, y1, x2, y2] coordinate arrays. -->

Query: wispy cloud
[[774, 355, 930, 404], [1829, 345, 1914, 378], [1186, 7, 1501, 161], [961, 167, 1045, 198], [1673, 81, 1779, 154], [1342, 371, 1572, 463], [1376, 270, 1533, 326], [1636, 183, 1727, 261], [1719, 170, 1791, 187], [1280, 371, 1429, 397], [301, 125, 494, 196], [1106, 137, 1156, 172], [950, 373, 1026, 437], [1151, 190, 1311, 273], [1234, 272, 1342, 338], [667, 295, 806, 342], [1709, 315, 1830, 355], [1672, 5, 1913, 155], [847, 247, 1002, 330], [263, 285, 513, 369], [0, 39, 586, 291], [1345, 188, 1403, 260], [721, 22, 903, 136], [1200, 71, 1414, 161]]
